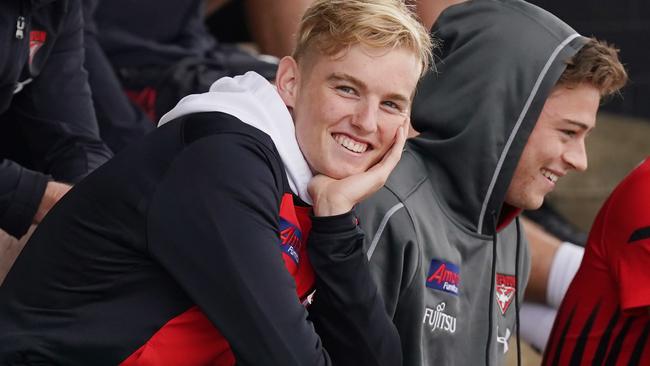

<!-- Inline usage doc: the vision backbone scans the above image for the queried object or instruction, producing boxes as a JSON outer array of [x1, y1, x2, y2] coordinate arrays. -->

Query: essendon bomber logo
[[495, 273, 516, 315], [426, 259, 460, 295], [279, 217, 301, 265]]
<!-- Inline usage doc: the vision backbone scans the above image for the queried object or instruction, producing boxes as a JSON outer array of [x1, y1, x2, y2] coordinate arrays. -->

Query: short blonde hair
[[293, 0, 434, 77], [560, 38, 628, 98]]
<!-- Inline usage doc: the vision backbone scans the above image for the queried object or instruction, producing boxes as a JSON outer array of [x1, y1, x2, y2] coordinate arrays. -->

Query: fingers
[[368, 124, 406, 177], [310, 121, 409, 215]]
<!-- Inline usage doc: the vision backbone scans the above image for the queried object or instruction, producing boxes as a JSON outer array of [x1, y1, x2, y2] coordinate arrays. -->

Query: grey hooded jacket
[[356, 1, 587, 365]]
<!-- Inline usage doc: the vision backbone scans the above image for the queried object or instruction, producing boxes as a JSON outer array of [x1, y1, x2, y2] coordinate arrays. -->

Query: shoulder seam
[[367, 202, 405, 260]]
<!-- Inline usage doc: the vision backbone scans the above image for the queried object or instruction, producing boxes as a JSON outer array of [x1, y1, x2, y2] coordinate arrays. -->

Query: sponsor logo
[[279, 217, 302, 265], [425, 259, 460, 295], [496, 326, 511, 354], [423, 302, 457, 334], [495, 273, 516, 315], [29, 30, 47, 66], [15, 16, 26, 39], [301, 289, 316, 307]]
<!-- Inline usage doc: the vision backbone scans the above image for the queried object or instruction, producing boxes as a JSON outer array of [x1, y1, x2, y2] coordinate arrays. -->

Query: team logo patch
[[29, 30, 47, 66], [495, 273, 516, 315], [426, 259, 460, 295], [279, 217, 302, 265]]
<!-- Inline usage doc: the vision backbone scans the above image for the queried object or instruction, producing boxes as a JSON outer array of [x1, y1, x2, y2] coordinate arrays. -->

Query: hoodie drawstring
[[486, 212, 522, 366], [515, 217, 522, 366], [485, 211, 499, 366]]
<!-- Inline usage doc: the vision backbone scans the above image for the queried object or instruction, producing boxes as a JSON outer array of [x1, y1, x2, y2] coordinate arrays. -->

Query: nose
[[351, 100, 378, 134], [564, 139, 588, 172]]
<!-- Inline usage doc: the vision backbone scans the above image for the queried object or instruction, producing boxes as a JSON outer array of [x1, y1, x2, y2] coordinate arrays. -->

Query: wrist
[[34, 182, 71, 224], [312, 197, 353, 217]]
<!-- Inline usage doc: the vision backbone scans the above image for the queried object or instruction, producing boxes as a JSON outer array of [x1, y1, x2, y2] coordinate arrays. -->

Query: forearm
[[523, 217, 584, 307], [523, 217, 561, 303], [308, 211, 402, 366], [33, 181, 72, 224]]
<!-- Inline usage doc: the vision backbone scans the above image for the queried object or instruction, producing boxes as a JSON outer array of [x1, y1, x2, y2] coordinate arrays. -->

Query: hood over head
[[411, 0, 587, 235]]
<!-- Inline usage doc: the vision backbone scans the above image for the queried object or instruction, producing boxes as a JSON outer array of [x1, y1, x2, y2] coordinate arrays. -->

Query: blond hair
[[559, 38, 628, 98], [293, 0, 434, 77]]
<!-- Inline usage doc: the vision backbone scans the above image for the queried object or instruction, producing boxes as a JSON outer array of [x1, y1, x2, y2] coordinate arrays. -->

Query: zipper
[[13, 0, 31, 95], [16, 17, 26, 39], [15, 1, 26, 39]]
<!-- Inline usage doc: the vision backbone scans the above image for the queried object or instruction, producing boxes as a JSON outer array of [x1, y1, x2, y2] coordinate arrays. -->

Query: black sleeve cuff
[[310, 210, 358, 234], [1, 168, 49, 237]]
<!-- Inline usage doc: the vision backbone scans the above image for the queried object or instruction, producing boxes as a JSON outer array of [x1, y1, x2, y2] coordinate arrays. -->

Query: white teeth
[[333, 134, 368, 153], [541, 169, 558, 183]]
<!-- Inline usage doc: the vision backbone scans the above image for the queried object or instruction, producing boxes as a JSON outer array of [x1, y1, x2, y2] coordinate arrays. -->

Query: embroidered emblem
[[496, 326, 511, 354], [29, 30, 47, 66], [279, 217, 301, 265], [495, 273, 516, 315], [426, 259, 460, 295], [423, 302, 457, 334]]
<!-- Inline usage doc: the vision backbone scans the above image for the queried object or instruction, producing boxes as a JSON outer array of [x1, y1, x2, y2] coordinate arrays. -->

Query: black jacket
[[0, 0, 112, 237], [0, 112, 400, 365]]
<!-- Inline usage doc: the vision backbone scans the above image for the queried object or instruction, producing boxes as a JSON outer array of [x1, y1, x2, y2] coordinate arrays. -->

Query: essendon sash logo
[[29, 30, 47, 66], [495, 273, 516, 315], [426, 259, 460, 295]]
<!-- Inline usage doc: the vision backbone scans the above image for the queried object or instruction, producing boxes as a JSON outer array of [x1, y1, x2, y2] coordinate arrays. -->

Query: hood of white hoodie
[[158, 71, 313, 204]]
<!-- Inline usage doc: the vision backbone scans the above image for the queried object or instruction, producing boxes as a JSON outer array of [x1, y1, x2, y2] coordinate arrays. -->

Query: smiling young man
[[505, 83, 601, 211], [0, 1, 432, 365], [355, 1, 627, 365]]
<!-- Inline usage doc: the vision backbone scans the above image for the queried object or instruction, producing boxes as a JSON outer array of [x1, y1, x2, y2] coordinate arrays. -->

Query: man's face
[[276, 45, 421, 179], [505, 83, 601, 210]]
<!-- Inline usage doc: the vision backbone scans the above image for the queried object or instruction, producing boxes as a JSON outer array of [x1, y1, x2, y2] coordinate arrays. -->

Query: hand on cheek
[[309, 118, 408, 217]]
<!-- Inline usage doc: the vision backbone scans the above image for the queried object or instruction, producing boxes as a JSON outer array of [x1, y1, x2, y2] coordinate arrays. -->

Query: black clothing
[[0, 0, 112, 237], [83, 0, 154, 153], [94, 0, 277, 121], [0, 112, 400, 365]]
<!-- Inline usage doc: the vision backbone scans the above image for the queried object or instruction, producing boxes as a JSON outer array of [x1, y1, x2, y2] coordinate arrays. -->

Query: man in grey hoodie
[[356, 0, 627, 364]]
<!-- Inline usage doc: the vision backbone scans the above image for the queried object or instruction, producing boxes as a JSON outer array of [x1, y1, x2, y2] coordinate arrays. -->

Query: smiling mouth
[[333, 133, 369, 153], [541, 168, 559, 183]]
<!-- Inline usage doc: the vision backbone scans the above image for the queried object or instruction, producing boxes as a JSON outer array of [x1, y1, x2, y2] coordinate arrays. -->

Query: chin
[[523, 197, 545, 211], [321, 164, 365, 180]]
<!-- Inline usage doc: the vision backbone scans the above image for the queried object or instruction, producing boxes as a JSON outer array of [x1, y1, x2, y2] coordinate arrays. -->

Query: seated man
[[543, 157, 650, 365], [357, 0, 627, 364], [0, 0, 113, 282], [0, 0, 432, 365]]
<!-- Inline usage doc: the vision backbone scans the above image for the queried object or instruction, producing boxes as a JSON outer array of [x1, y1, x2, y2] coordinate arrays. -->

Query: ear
[[275, 56, 300, 108]]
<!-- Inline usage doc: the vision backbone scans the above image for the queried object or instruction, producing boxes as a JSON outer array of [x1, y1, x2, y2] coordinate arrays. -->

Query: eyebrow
[[564, 119, 591, 131], [327, 72, 411, 104]]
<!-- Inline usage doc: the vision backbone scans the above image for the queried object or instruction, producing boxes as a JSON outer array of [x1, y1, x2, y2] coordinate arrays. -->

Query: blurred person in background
[[0, 0, 112, 284]]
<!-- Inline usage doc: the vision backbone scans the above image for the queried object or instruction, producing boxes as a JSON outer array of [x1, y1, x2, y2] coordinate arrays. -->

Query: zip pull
[[16, 16, 26, 39]]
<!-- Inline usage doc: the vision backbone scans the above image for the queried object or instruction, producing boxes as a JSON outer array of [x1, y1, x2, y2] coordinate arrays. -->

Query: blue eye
[[337, 86, 356, 95], [382, 101, 400, 110]]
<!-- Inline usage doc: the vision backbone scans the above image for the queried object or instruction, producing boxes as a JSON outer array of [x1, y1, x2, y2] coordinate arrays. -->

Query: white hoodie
[[158, 72, 313, 204]]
